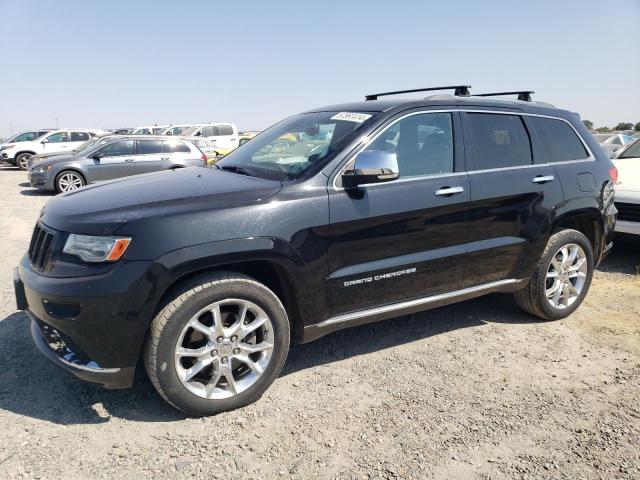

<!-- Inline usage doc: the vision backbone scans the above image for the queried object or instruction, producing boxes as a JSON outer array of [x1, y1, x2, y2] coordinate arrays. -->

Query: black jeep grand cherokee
[[15, 86, 617, 416]]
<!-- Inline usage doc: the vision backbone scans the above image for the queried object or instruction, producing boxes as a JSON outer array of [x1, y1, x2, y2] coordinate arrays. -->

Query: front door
[[89, 139, 136, 181], [460, 111, 564, 287], [327, 111, 470, 316]]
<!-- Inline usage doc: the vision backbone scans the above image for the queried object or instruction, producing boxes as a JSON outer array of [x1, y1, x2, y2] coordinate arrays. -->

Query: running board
[[301, 278, 528, 343]]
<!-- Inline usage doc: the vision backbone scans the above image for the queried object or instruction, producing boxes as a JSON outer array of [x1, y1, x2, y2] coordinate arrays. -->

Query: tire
[[55, 170, 86, 193], [16, 152, 33, 170], [144, 271, 290, 416], [514, 229, 594, 320]]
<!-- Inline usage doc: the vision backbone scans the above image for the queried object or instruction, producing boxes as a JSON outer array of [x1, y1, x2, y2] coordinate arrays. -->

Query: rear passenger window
[[70, 132, 90, 141], [136, 140, 163, 154], [363, 113, 454, 177], [529, 117, 588, 162], [162, 141, 190, 153], [465, 113, 532, 169], [200, 126, 215, 137]]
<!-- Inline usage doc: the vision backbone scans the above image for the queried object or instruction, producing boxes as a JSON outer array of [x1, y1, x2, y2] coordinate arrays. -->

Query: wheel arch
[[552, 208, 603, 257]]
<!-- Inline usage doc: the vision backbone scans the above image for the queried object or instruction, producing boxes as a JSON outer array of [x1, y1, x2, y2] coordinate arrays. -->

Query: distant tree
[[583, 120, 594, 130], [595, 126, 611, 133], [635, 122, 640, 132], [614, 122, 633, 131]]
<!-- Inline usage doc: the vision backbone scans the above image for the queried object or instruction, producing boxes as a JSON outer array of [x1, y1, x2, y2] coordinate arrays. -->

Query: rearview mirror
[[342, 150, 399, 188]]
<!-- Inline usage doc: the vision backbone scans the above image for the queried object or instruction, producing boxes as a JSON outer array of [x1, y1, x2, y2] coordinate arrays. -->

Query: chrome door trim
[[319, 278, 524, 328], [532, 175, 555, 183]]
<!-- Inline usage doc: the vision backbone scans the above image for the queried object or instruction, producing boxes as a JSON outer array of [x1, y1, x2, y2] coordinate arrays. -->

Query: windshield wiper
[[217, 164, 256, 177]]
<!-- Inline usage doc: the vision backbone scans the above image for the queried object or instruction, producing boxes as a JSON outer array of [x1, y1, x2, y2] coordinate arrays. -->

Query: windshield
[[217, 111, 377, 181], [593, 134, 614, 142], [75, 136, 115, 155], [620, 139, 640, 159]]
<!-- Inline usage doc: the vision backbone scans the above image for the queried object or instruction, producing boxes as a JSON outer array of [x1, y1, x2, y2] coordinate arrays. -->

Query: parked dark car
[[27, 135, 208, 193], [14, 86, 617, 416]]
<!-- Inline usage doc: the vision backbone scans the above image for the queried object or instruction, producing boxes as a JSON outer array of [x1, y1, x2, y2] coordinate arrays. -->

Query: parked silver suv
[[28, 136, 207, 193]]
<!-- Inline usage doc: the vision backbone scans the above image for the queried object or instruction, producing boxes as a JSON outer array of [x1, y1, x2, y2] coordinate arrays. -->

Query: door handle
[[434, 186, 464, 196], [161, 157, 170, 161], [124, 158, 135, 162], [532, 175, 554, 183]]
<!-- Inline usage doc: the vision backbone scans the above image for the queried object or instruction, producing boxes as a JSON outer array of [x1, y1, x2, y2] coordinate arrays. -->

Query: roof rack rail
[[365, 85, 471, 101], [473, 91, 535, 102]]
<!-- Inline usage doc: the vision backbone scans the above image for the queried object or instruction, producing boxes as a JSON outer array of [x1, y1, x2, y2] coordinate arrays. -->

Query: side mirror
[[342, 150, 399, 188], [41, 140, 48, 144], [91, 152, 104, 160]]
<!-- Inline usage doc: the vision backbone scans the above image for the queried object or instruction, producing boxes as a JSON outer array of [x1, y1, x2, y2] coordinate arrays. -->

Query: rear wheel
[[145, 271, 290, 416], [514, 229, 594, 320], [55, 170, 86, 193], [16, 152, 33, 170]]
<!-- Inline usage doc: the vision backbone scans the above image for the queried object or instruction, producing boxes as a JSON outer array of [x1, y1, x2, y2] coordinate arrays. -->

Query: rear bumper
[[29, 316, 135, 388]]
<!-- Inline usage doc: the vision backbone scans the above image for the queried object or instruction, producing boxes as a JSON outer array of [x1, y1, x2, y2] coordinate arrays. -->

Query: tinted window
[[200, 126, 215, 137], [466, 113, 532, 169], [162, 141, 190, 153], [610, 137, 621, 145], [216, 125, 234, 136], [620, 140, 640, 159], [136, 140, 163, 154], [70, 132, 90, 142], [529, 117, 588, 162], [97, 140, 134, 156], [363, 113, 454, 177], [13, 132, 41, 142], [46, 132, 69, 143]]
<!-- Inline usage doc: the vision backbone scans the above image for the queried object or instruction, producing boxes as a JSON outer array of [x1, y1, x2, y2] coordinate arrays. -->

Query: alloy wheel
[[57, 172, 84, 192], [18, 154, 32, 170], [174, 299, 274, 400], [545, 243, 588, 309]]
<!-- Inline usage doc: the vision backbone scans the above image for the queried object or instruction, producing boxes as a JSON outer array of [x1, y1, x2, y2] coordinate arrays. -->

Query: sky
[[0, 0, 639, 137]]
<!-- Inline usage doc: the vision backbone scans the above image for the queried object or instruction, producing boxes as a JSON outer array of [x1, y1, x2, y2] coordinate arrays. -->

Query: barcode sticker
[[331, 112, 372, 123]]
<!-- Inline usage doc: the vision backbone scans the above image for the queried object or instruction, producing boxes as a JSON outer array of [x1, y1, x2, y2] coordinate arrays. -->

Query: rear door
[[134, 139, 166, 173], [88, 139, 135, 181], [327, 110, 470, 316], [460, 110, 564, 287]]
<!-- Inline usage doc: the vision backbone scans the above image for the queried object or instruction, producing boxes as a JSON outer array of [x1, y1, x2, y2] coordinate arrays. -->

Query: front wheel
[[16, 152, 33, 170], [55, 170, 86, 193], [514, 229, 594, 320], [145, 272, 290, 416]]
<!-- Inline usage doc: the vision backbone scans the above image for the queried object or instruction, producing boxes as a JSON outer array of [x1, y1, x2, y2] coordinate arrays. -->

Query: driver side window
[[97, 140, 134, 157], [362, 113, 454, 177], [46, 132, 70, 143]]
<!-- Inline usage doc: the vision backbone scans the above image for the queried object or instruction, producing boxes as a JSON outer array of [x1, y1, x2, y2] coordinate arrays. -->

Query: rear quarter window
[[529, 117, 589, 163]]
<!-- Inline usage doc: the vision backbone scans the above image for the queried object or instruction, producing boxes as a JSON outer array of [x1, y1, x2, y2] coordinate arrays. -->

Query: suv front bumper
[[14, 255, 166, 389]]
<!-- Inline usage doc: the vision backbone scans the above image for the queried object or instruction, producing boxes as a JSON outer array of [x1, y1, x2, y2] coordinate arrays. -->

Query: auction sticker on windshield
[[331, 112, 372, 123]]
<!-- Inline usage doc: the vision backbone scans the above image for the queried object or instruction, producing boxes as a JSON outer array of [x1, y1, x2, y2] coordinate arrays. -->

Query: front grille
[[616, 202, 640, 223], [28, 223, 56, 271]]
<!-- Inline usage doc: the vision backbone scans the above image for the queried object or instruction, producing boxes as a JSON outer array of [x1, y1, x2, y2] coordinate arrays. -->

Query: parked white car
[[1, 130, 52, 165], [132, 126, 169, 135], [157, 125, 198, 136], [180, 123, 239, 155], [594, 133, 638, 157], [612, 139, 640, 235], [1, 129, 107, 170]]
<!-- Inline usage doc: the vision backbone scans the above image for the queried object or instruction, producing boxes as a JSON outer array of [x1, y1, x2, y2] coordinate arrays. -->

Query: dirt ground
[[0, 164, 638, 480]]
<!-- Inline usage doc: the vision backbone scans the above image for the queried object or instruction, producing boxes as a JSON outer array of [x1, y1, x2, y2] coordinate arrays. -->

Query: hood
[[41, 168, 282, 234], [30, 152, 76, 167]]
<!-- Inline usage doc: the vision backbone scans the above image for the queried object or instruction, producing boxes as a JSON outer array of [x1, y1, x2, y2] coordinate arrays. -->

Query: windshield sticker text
[[331, 112, 372, 123]]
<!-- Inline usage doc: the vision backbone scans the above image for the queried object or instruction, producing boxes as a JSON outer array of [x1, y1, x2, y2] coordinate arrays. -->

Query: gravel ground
[[0, 165, 639, 480]]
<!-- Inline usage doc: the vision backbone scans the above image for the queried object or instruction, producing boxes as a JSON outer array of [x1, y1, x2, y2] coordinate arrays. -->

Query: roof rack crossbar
[[365, 85, 471, 101], [473, 91, 535, 102]]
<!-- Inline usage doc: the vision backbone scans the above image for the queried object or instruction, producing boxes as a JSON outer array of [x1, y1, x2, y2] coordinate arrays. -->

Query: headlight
[[31, 165, 52, 174], [0, 144, 15, 151], [63, 234, 132, 262]]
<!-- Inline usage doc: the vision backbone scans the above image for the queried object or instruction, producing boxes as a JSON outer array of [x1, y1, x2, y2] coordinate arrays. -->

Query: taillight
[[201, 152, 208, 164], [609, 166, 618, 183]]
